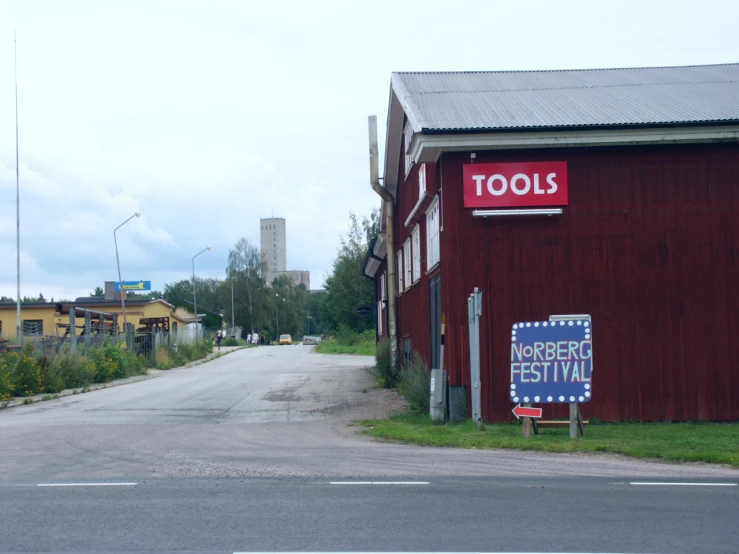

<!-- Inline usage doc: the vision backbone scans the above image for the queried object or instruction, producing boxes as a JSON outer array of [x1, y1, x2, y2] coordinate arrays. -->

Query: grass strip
[[360, 413, 739, 467], [315, 340, 375, 356]]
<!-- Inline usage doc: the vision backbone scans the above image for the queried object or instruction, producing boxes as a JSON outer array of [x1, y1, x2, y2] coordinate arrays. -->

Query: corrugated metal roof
[[392, 64, 739, 131]]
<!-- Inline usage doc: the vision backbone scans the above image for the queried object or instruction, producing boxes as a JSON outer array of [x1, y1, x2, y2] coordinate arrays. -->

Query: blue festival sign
[[510, 318, 593, 404], [114, 280, 152, 292]]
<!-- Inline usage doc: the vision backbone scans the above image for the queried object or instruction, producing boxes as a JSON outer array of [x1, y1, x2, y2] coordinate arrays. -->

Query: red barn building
[[364, 63, 739, 422]]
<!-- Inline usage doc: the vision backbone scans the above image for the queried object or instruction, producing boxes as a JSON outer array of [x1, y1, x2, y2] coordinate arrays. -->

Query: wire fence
[[0, 324, 210, 367]]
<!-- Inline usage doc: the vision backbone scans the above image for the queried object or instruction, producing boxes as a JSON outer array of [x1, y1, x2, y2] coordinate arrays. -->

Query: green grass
[[360, 413, 739, 467], [315, 339, 375, 356]]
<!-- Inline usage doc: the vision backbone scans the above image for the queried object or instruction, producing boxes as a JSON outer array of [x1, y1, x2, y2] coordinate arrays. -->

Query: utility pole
[[14, 31, 21, 343]]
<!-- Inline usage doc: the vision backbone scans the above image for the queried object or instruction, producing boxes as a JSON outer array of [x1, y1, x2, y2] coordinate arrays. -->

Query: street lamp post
[[192, 246, 211, 337], [230, 273, 235, 337], [274, 293, 285, 337], [114, 212, 140, 335], [306, 315, 313, 336]]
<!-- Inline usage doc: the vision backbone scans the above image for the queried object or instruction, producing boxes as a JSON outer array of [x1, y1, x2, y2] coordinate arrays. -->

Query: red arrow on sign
[[512, 404, 543, 419]]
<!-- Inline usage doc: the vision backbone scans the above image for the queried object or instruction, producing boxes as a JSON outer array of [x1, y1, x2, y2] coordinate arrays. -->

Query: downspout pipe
[[368, 115, 398, 370]]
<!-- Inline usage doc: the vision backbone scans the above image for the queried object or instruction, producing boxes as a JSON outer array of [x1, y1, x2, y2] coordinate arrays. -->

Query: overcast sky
[[0, 0, 737, 301]]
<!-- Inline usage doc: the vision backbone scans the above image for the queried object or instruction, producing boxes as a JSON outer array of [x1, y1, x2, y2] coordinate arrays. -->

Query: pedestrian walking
[[247, 333, 252, 346], [252, 331, 259, 346], [216, 330, 222, 351]]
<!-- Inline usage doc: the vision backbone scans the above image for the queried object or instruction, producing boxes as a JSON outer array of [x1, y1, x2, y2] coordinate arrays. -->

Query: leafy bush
[[51, 354, 95, 389], [0, 355, 14, 402], [397, 351, 431, 414], [336, 324, 360, 346], [38, 356, 65, 394], [374, 338, 400, 388], [221, 337, 244, 347], [10, 352, 42, 397], [86, 348, 119, 383]]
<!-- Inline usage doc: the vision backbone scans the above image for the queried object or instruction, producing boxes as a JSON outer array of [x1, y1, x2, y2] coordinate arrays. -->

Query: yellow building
[[0, 298, 196, 340]]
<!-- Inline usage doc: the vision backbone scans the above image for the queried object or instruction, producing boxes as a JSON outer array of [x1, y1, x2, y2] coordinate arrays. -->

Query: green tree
[[21, 293, 47, 303], [164, 278, 225, 331], [322, 210, 379, 333], [226, 238, 269, 336], [305, 290, 327, 335], [268, 275, 309, 339], [90, 287, 104, 297]]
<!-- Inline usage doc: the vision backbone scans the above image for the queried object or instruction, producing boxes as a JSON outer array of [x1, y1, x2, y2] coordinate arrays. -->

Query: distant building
[[285, 270, 310, 290], [260, 217, 310, 289], [0, 297, 195, 339], [260, 218, 287, 285]]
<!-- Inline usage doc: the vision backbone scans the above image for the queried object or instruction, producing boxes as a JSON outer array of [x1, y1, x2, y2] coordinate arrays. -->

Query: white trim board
[[408, 125, 739, 164]]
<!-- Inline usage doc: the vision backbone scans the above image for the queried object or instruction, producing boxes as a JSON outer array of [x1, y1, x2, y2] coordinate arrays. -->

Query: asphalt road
[[1, 345, 737, 553]]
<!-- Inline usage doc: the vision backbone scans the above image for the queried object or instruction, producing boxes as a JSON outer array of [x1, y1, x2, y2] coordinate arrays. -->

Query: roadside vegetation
[[155, 340, 213, 370], [360, 414, 739, 468], [0, 342, 147, 402], [370, 338, 430, 412], [315, 328, 375, 356]]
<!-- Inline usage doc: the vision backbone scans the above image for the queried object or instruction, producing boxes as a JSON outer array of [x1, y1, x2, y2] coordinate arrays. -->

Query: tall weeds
[[397, 351, 431, 414], [374, 338, 400, 388]]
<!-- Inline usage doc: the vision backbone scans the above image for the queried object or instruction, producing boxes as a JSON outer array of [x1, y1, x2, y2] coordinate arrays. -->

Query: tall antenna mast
[[14, 31, 22, 343]]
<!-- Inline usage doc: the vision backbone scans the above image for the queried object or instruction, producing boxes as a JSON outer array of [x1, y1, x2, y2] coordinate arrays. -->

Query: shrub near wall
[[0, 342, 147, 400]]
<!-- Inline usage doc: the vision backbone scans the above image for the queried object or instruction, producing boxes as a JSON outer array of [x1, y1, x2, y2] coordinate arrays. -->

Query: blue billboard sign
[[114, 280, 152, 292], [510, 318, 593, 404]]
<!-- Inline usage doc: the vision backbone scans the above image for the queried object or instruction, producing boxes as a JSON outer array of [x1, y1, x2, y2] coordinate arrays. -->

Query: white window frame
[[404, 120, 413, 176], [396, 250, 403, 295], [377, 300, 383, 336], [426, 196, 440, 271], [403, 239, 412, 291], [380, 272, 386, 301], [412, 225, 421, 283]]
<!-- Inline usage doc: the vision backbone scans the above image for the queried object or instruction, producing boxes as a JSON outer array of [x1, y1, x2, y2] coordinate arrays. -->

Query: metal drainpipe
[[368, 115, 398, 370]]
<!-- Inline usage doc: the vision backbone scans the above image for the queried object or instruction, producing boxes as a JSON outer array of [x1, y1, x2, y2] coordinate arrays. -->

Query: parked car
[[302, 336, 320, 345], [279, 334, 292, 345]]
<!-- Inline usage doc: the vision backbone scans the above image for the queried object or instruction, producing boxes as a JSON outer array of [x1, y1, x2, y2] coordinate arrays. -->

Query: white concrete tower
[[260, 217, 287, 285]]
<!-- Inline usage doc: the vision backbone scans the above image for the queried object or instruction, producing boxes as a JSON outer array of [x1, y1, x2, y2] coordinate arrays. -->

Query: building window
[[404, 120, 413, 175], [426, 196, 440, 270], [403, 239, 412, 290], [22, 319, 43, 336], [377, 300, 383, 336], [412, 225, 421, 283], [380, 272, 386, 301], [397, 250, 403, 294]]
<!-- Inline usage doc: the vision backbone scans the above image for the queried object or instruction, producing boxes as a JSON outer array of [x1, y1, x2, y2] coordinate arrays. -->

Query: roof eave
[[408, 123, 739, 164], [419, 119, 739, 135]]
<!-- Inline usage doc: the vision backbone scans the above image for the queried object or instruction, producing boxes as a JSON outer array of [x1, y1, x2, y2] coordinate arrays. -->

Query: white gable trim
[[407, 125, 739, 164]]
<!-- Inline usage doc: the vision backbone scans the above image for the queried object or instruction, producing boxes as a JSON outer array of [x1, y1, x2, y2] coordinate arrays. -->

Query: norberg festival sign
[[510, 317, 593, 405]]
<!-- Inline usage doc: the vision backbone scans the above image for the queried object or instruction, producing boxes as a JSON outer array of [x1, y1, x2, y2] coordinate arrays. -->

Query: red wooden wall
[[436, 142, 739, 422], [393, 162, 441, 366]]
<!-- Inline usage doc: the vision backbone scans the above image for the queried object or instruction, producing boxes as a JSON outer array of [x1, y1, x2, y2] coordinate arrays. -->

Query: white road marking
[[630, 482, 736, 486], [37, 483, 137, 487], [329, 481, 430, 485]]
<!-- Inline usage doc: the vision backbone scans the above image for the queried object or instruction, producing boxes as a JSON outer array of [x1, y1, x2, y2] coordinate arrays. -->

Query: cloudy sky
[[0, 0, 737, 301]]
